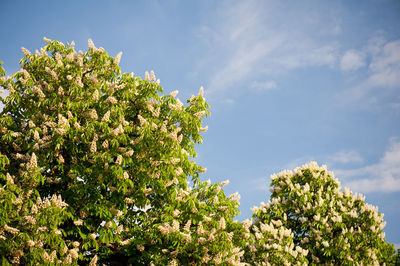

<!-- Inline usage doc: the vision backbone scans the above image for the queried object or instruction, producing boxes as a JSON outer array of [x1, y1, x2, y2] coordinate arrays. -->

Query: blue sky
[[1, 0, 400, 246]]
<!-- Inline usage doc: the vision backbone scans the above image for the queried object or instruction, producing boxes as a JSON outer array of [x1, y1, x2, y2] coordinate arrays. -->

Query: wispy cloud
[[339, 37, 400, 107], [273, 44, 338, 70], [367, 39, 400, 88], [340, 50, 366, 71], [220, 98, 235, 105], [251, 80, 277, 92], [327, 150, 363, 164], [335, 138, 400, 193], [196, 0, 341, 97]]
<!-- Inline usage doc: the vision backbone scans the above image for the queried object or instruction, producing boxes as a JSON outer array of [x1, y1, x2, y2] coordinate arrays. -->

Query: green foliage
[[392, 248, 400, 266], [0, 61, 5, 77]]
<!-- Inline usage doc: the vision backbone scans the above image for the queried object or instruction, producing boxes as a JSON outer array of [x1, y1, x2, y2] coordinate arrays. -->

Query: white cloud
[[251, 80, 277, 92], [364, 35, 387, 56], [274, 44, 338, 70], [221, 98, 235, 105], [339, 38, 400, 106], [327, 150, 363, 164], [367, 39, 400, 88], [335, 139, 400, 193], [197, 0, 341, 96], [340, 50, 366, 71], [206, 38, 281, 95]]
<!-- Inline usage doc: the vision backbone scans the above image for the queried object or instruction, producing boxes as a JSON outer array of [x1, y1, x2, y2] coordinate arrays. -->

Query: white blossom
[[89, 255, 98, 266], [170, 90, 179, 98], [198, 86, 204, 97], [21, 47, 31, 56], [114, 52, 122, 65], [88, 39, 96, 50], [150, 70, 156, 81], [43, 37, 52, 43], [144, 71, 150, 81], [174, 167, 183, 177]]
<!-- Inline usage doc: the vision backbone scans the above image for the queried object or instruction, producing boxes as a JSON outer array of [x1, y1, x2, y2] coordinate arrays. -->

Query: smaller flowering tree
[[252, 162, 395, 265]]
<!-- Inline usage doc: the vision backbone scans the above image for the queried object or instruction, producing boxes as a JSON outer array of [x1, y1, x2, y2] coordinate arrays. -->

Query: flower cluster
[[243, 217, 309, 265], [151, 179, 246, 265]]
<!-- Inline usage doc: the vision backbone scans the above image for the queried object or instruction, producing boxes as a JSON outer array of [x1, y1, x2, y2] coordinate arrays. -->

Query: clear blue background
[[1, 0, 399, 247]]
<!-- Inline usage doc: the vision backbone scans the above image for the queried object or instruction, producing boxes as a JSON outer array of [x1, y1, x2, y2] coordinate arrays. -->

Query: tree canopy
[[249, 162, 395, 265]]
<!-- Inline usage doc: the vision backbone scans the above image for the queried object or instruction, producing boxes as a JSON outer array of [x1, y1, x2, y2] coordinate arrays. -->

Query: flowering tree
[[0, 39, 245, 265], [252, 162, 395, 265]]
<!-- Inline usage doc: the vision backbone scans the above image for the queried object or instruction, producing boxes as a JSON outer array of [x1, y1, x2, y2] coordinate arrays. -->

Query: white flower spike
[[170, 90, 179, 98], [198, 86, 204, 97]]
